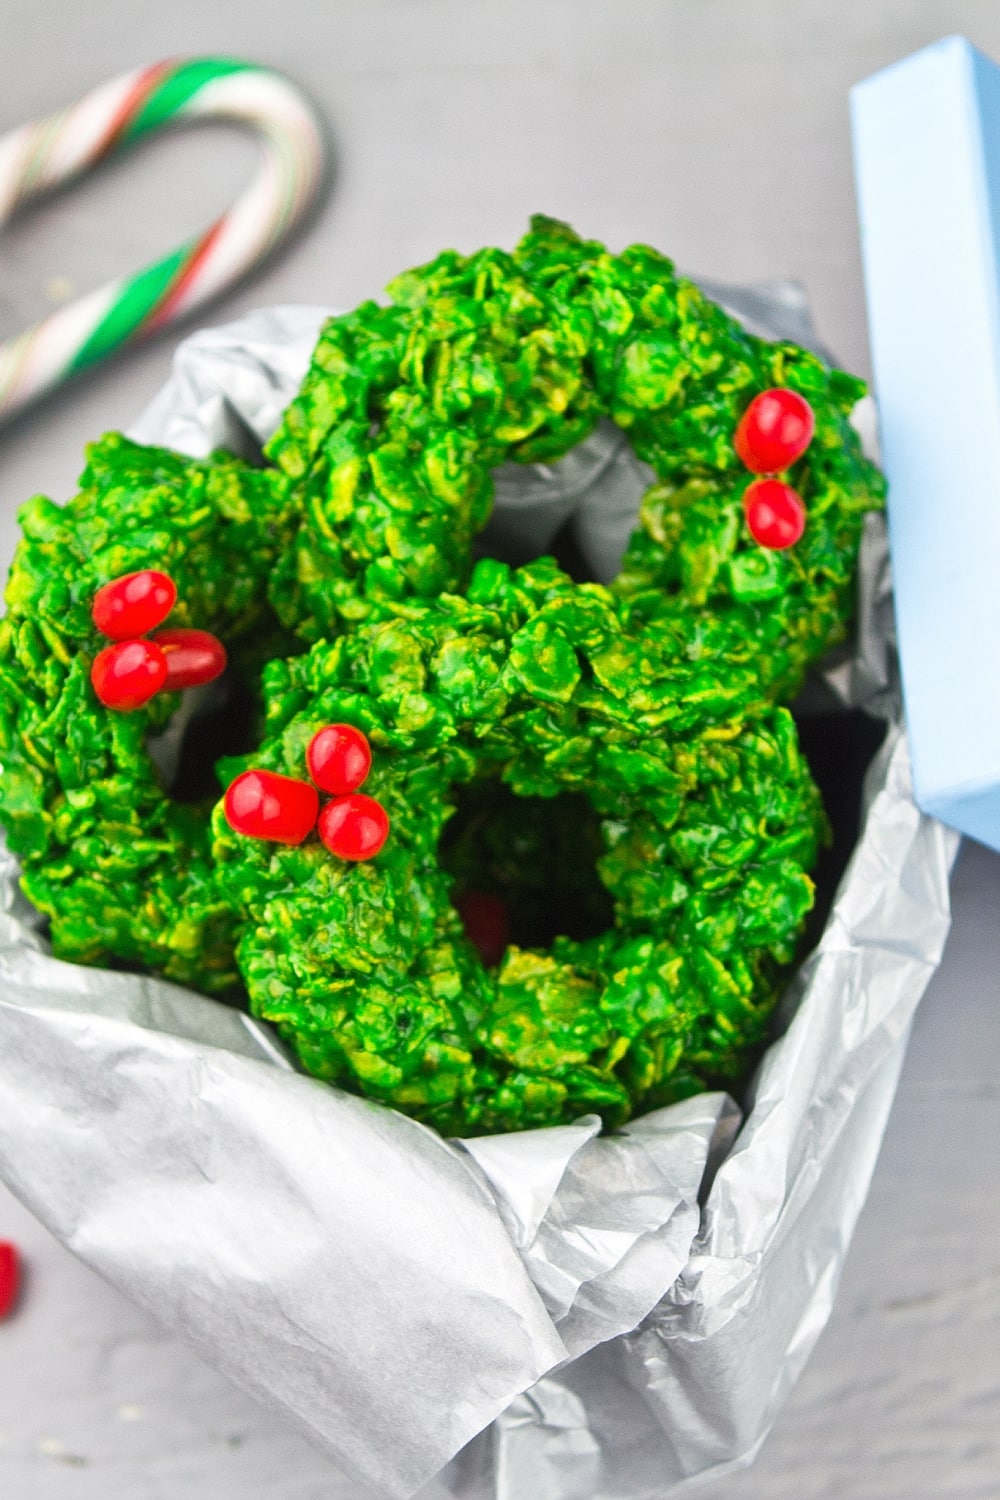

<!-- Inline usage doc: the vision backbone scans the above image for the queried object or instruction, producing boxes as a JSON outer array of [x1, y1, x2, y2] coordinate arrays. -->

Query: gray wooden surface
[[1, 4, 999, 1497]]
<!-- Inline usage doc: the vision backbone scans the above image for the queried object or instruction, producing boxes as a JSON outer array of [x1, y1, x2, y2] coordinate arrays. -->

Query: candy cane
[[0, 58, 327, 421]]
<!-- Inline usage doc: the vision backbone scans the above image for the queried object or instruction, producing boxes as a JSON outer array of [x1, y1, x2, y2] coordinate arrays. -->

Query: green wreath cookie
[[0, 435, 298, 992], [213, 559, 825, 1135], [267, 214, 882, 708], [0, 216, 883, 1135]]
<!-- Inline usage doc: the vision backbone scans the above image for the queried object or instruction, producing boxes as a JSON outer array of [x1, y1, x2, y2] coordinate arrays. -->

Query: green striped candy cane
[[0, 58, 327, 420]]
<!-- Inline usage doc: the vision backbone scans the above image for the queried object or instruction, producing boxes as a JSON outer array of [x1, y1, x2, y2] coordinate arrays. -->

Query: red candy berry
[[743, 478, 807, 550], [455, 890, 510, 968], [318, 793, 390, 861], [0, 1241, 21, 1320], [306, 724, 372, 795], [91, 639, 168, 710], [734, 388, 815, 474], [152, 628, 228, 691], [224, 770, 319, 845], [92, 569, 177, 640]]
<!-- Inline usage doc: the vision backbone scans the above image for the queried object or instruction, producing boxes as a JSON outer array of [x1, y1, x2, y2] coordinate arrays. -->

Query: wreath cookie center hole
[[441, 779, 614, 958], [146, 667, 259, 804]]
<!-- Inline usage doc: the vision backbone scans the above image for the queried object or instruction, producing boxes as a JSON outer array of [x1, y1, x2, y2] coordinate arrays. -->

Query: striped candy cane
[[0, 58, 327, 421]]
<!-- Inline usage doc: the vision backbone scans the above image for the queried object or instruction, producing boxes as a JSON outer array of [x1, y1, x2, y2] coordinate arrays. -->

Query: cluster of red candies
[[224, 724, 390, 861], [733, 387, 815, 550], [89, 569, 227, 709]]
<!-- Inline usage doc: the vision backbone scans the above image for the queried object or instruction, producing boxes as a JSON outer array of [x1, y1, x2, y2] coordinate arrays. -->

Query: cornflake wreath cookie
[[0, 435, 298, 992], [213, 559, 826, 1136], [268, 214, 883, 707]]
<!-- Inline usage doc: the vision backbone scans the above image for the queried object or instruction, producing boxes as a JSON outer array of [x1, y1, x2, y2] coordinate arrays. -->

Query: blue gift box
[[852, 35, 1000, 850]]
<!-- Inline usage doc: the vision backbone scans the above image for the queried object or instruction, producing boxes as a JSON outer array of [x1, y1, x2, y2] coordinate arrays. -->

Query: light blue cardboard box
[[852, 36, 1000, 850]]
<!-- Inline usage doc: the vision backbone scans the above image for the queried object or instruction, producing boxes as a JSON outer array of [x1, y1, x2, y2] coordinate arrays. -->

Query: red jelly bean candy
[[152, 628, 228, 691], [734, 388, 815, 474], [92, 569, 177, 640], [91, 639, 168, 710], [306, 724, 372, 795], [455, 890, 510, 968], [744, 478, 807, 550], [318, 793, 390, 860], [0, 1241, 21, 1320], [224, 770, 319, 844]]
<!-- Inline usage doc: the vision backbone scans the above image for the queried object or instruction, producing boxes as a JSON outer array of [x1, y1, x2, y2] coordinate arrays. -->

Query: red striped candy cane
[[0, 58, 327, 421]]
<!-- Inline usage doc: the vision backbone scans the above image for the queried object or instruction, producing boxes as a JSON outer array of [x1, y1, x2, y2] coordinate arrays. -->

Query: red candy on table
[[0, 1241, 21, 1320], [743, 478, 807, 550], [224, 770, 319, 845], [318, 793, 390, 861], [152, 628, 228, 690], [91, 638, 169, 709], [306, 724, 372, 795], [734, 388, 815, 474], [91, 569, 177, 640]]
